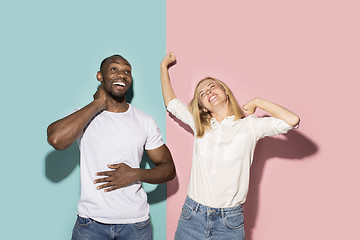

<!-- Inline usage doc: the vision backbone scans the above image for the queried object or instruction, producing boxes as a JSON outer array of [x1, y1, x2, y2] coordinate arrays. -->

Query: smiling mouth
[[209, 95, 217, 102], [113, 82, 126, 87]]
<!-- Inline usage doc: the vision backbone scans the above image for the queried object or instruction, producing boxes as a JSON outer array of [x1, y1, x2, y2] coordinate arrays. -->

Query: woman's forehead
[[198, 79, 218, 90]]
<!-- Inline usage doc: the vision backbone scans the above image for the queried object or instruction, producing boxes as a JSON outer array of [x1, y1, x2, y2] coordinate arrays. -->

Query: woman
[[161, 52, 300, 240]]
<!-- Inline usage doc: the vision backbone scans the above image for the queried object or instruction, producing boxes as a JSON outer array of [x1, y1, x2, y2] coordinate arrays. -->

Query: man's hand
[[93, 85, 107, 110], [161, 52, 176, 69], [94, 163, 139, 192]]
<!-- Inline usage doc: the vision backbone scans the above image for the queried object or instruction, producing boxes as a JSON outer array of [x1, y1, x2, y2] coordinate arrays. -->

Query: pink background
[[165, 0, 360, 239]]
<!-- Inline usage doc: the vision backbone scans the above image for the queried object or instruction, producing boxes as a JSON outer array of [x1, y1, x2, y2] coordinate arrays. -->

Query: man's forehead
[[106, 56, 131, 67]]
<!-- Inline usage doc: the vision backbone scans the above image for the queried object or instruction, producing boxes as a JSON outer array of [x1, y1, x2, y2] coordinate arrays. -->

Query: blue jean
[[175, 196, 245, 240], [71, 216, 152, 240]]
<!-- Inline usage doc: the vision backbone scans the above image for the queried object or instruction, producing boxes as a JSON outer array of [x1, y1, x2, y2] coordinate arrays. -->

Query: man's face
[[98, 56, 132, 101]]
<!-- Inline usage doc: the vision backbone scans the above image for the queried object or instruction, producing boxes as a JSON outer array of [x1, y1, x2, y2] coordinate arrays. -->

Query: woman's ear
[[96, 71, 103, 83]]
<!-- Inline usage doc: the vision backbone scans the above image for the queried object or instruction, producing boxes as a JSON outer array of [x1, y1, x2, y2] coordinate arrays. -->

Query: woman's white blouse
[[167, 98, 293, 208]]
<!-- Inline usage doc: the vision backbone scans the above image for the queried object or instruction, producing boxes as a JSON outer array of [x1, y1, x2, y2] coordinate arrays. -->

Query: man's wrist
[[133, 168, 143, 182]]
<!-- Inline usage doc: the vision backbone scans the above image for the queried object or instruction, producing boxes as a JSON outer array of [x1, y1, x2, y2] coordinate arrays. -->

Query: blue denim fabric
[[71, 216, 152, 240], [175, 196, 245, 240]]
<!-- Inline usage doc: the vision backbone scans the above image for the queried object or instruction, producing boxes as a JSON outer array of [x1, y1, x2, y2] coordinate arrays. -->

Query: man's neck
[[106, 98, 129, 113]]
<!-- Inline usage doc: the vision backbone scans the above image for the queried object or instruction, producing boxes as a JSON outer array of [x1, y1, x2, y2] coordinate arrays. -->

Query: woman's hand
[[160, 52, 177, 106], [161, 52, 176, 69], [242, 98, 259, 115]]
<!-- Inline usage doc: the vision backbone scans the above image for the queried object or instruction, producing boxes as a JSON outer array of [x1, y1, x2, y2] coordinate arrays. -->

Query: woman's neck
[[210, 105, 232, 122]]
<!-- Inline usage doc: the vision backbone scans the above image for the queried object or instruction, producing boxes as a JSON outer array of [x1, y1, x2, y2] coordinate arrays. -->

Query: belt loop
[[194, 203, 200, 213], [221, 208, 225, 218], [194, 203, 200, 212]]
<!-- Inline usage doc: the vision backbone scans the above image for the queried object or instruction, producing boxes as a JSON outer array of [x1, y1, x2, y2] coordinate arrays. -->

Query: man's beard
[[109, 90, 127, 102]]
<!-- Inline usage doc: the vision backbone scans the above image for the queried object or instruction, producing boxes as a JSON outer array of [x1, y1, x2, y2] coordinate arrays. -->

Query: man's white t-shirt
[[77, 104, 164, 224]]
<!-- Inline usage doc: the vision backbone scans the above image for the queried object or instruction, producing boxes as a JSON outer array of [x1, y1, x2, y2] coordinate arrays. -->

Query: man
[[47, 54, 176, 240]]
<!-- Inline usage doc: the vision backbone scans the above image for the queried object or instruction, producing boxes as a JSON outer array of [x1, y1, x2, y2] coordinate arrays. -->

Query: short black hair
[[99, 54, 130, 73]]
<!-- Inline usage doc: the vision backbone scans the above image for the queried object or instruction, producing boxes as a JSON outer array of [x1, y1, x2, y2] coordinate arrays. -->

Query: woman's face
[[197, 79, 228, 113]]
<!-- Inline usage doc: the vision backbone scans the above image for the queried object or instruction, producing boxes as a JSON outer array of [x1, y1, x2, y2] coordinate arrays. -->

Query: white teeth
[[209, 95, 217, 102], [113, 82, 126, 87]]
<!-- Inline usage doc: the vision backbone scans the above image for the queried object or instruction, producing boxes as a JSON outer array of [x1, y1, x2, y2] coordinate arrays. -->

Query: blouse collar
[[210, 115, 236, 129]]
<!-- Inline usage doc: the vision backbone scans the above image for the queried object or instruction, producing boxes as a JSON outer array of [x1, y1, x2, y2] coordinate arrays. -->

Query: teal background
[[0, 0, 166, 239]]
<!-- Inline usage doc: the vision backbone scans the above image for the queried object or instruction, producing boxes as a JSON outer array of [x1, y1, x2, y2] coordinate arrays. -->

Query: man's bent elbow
[[169, 166, 176, 181], [47, 134, 69, 151], [167, 162, 176, 181]]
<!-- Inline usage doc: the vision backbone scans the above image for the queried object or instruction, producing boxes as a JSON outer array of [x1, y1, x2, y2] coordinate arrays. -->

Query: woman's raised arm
[[243, 97, 300, 127], [160, 52, 177, 106]]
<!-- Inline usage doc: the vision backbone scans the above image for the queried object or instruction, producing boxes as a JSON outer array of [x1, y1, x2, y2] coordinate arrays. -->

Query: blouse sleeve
[[166, 98, 196, 132], [248, 115, 294, 140]]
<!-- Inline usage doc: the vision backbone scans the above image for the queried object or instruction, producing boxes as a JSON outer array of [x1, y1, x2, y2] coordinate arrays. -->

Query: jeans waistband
[[184, 196, 243, 215]]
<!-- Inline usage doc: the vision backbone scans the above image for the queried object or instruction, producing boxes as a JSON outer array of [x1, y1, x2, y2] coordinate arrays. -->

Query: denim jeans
[[71, 216, 152, 240], [175, 196, 245, 240]]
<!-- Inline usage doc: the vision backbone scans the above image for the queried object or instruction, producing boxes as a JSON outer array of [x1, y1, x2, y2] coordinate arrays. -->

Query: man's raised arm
[[47, 85, 107, 150]]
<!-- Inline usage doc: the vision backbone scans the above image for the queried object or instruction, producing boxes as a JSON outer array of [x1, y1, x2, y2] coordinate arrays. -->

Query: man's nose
[[116, 71, 127, 79]]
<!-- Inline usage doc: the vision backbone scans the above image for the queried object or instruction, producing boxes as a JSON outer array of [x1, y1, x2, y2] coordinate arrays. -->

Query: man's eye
[[111, 67, 117, 71], [210, 85, 215, 89], [125, 70, 131, 74]]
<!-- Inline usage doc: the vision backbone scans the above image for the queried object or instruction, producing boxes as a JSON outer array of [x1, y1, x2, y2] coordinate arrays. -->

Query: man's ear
[[96, 71, 103, 83]]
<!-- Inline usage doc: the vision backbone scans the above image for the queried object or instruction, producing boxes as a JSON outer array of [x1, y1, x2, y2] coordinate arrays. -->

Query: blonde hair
[[188, 77, 245, 137]]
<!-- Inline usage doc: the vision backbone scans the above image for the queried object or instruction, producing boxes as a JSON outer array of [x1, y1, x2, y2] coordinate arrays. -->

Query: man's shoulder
[[129, 105, 157, 122]]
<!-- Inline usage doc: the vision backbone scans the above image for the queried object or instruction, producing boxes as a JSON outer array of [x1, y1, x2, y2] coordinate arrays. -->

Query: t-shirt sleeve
[[166, 98, 196, 131], [144, 117, 165, 150], [248, 115, 293, 140]]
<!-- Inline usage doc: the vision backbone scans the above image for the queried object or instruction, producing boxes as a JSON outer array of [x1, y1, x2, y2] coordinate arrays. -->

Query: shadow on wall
[[45, 143, 80, 183], [244, 130, 318, 240], [169, 112, 194, 136], [165, 113, 194, 197]]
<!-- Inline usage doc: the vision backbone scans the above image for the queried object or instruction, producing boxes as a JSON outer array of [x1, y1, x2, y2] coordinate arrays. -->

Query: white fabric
[[167, 98, 293, 208], [76, 104, 164, 224]]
